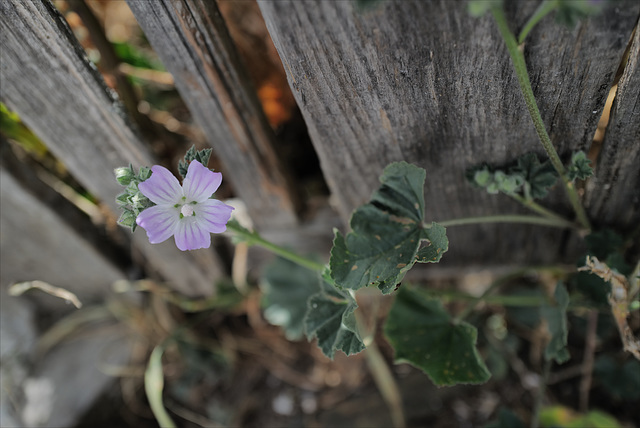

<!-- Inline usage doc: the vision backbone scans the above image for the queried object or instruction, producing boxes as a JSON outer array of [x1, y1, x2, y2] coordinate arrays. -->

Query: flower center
[[180, 204, 195, 217]]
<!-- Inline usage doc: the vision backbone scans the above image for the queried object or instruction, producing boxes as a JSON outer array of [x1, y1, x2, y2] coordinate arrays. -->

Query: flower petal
[[174, 218, 211, 251], [196, 199, 234, 233], [136, 205, 179, 244], [182, 161, 222, 202], [138, 165, 183, 205]]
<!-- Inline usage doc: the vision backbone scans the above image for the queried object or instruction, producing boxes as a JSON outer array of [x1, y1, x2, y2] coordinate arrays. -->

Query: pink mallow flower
[[136, 160, 234, 251]]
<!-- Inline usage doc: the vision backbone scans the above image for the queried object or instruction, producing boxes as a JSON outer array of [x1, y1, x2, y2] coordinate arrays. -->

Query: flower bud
[[115, 165, 135, 185]]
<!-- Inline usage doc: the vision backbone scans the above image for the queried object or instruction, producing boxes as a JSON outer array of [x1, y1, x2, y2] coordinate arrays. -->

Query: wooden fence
[[1, 0, 639, 302]]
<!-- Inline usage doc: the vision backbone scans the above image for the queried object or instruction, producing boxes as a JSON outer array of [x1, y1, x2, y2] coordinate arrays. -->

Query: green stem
[[437, 214, 576, 229], [507, 193, 576, 228], [454, 272, 521, 323], [226, 221, 325, 272], [421, 289, 596, 312], [365, 340, 406, 428], [454, 265, 571, 322], [351, 290, 405, 427], [491, 7, 591, 231], [518, 0, 559, 44]]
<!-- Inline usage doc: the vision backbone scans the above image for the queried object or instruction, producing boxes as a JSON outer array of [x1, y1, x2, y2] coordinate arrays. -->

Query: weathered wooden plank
[[0, 165, 123, 311], [259, 0, 638, 265], [585, 26, 640, 230], [0, 0, 223, 296], [126, 0, 300, 230]]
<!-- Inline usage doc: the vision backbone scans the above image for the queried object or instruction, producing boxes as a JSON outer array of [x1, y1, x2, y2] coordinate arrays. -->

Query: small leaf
[[510, 153, 558, 200], [304, 281, 365, 359], [472, 166, 492, 187], [384, 287, 491, 386], [329, 162, 447, 294], [494, 171, 524, 195], [566, 151, 593, 181], [261, 257, 321, 341], [416, 223, 449, 263], [541, 283, 570, 364]]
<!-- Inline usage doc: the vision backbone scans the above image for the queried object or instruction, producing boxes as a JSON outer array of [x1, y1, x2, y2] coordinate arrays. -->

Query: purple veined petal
[[136, 205, 179, 244], [138, 165, 183, 205], [174, 217, 211, 251], [182, 161, 222, 203], [196, 199, 234, 233]]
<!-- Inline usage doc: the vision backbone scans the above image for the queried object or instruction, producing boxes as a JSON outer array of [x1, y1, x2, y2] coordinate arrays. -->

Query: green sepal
[[304, 275, 365, 359], [567, 151, 593, 181], [138, 166, 152, 181], [118, 209, 137, 232], [116, 192, 131, 206], [384, 287, 491, 386], [329, 162, 447, 294], [125, 181, 139, 196], [541, 282, 570, 364], [179, 145, 214, 179], [261, 257, 322, 341]]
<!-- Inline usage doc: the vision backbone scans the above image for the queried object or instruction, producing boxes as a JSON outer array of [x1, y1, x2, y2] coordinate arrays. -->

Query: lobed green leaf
[[304, 279, 365, 359], [329, 162, 447, 294], [566, 151, 593, 181], [510, 153, 558, 200], [384, 287, 491, 386]]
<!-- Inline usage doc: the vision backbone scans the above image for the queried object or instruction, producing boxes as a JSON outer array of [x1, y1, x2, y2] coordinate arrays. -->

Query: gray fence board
[[0, 167, 123, 311], [585, 27, 640, 229], [127, 0, 300, 230], [0, 0, 223, 296], [259, 0, 638, 265]]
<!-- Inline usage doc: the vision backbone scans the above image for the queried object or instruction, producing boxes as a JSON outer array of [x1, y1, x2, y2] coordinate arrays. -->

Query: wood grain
[[259, 0, 638, 265], [585, 26, 640, 230], [127, 0, 301, 229], [0, 0, 223, 295]]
